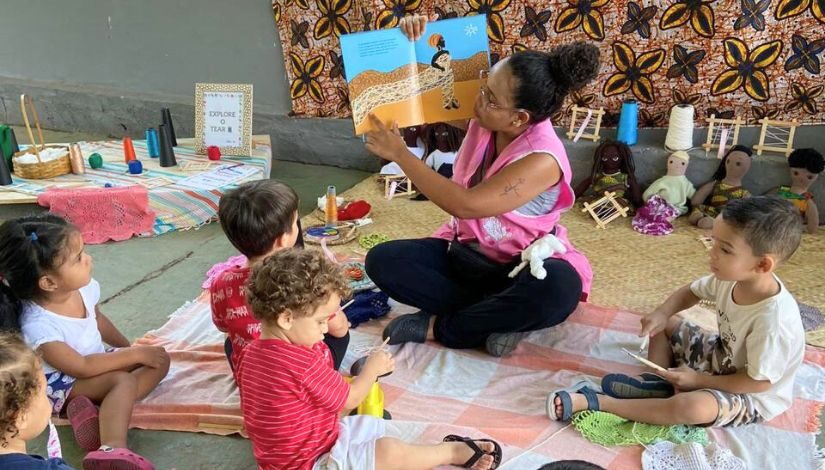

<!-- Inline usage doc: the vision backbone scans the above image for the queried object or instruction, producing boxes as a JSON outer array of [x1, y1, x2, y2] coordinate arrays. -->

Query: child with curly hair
[[0, 214, 168, 470], [238, 249, 502, 470], [0, 331, 74, 469]]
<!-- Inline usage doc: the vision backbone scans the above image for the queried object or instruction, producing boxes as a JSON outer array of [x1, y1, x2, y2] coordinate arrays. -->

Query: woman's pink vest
[[432, 119, 592, 301]]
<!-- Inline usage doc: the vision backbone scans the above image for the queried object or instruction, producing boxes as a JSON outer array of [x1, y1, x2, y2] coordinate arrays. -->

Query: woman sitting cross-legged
[[363, 15, 599, 357]]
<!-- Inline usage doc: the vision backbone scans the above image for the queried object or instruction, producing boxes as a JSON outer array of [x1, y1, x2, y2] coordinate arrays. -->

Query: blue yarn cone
[[617, 99, 638, 146]]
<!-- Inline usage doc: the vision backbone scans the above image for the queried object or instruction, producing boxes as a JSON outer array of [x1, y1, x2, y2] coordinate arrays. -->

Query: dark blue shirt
[[0, 453, 75, 469]]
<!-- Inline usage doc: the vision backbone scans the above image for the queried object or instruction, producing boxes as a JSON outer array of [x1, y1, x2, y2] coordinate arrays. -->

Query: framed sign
[[195, 83, 253, 156]]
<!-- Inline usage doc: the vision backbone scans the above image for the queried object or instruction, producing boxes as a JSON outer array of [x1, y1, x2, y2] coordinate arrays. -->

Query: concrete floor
[[2, 128, 369, 469]]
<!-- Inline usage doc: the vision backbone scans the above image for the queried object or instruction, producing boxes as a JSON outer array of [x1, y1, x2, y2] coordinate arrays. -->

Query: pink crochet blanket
[[38, 186, 156, 244]]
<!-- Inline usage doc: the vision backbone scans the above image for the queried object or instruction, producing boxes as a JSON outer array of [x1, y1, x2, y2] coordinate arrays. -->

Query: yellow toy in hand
[[349, 340, 393, 420]]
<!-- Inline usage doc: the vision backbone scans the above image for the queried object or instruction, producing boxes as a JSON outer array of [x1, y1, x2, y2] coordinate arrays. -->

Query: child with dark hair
[[536, 461, 604, 470], [211, 179, 349, 375], [239, 249, 502, 470], [0, 332, 75, 469], [0, 214, 168, 469], [772, 147, 823, 234], [689, 145, 753, 229], [550, 197, 805, 430]]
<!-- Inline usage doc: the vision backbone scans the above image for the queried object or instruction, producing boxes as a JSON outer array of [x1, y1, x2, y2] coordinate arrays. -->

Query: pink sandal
[[82, 446, 155, 470], [67, 396, 101, 451]]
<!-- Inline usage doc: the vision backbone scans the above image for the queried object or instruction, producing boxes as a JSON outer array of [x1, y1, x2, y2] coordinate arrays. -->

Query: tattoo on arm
[[501, 178, 526, 197]]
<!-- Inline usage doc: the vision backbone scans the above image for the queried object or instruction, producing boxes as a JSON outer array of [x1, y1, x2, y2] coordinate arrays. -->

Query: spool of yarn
[[616, 99, 638, 146], [664, 104, 695, 151], [123, 137, 136, 163], [145, 128, 160, 158], [158, 124, 177, 168], [161, 108, 178, 147], [128, 160, 143, 175], [69, 143, 85, 175], [207, 145, 221, 161], [0, 150, 12, 185], [325, 185, 338, 228], [88, 153, 104, 169], [1, 127, 20, 172]]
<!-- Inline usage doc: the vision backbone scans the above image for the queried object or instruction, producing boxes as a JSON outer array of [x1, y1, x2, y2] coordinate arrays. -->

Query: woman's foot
[[382, 311, 431, 345], [485, 332, 529, 357]]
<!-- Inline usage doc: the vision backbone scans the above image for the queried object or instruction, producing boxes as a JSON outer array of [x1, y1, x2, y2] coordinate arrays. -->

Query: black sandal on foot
[[443, 434, 502, 469], [381, 311, 430, 345]]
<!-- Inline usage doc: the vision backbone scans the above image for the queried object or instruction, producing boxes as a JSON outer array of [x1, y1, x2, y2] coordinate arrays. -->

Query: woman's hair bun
[[548, 41, 600, 91]]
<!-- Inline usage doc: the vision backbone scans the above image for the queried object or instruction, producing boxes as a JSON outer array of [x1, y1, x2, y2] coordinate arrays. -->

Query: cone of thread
[[158, 124, 177, 167], [161, 108, 178, 147], [145, 128, 160, 158], [0, 150, 12, 185], [123, 137, 137, 163], [69, 143, 85, 175]]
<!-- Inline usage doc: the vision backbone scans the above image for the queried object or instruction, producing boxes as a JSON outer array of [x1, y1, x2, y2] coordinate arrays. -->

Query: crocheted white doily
[[642, 441, 745, 470]]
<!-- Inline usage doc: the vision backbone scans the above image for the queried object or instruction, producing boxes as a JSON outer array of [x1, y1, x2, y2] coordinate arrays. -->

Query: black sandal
[[443, 434, 502, 469], [381, 311, 430, 345]]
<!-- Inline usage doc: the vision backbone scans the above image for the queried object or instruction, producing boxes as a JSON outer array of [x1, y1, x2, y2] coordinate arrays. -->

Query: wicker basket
[[12, 95, 71, 179]]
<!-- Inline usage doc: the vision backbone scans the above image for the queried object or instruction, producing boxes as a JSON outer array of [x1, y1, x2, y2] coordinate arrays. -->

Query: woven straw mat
[[302, 176, 825, 345]]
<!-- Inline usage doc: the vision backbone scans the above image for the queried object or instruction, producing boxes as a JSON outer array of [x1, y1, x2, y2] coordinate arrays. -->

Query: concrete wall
[[1, 1, 823, 220], [0, 0, 290, 114]]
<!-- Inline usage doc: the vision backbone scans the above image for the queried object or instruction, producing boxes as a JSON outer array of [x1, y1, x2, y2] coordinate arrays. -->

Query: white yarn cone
[[665, 104, 695, 151]]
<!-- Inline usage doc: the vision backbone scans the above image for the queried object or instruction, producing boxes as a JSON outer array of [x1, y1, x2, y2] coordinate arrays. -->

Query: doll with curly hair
[[769, 148, 823, 234], [574, 140, 643, 210]]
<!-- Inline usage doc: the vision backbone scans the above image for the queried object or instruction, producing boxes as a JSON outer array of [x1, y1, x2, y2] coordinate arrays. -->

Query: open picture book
[[340, 15, 490, 135]]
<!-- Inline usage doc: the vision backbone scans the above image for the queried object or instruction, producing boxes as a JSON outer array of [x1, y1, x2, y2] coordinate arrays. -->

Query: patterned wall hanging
[[272, 0, 824, 127]]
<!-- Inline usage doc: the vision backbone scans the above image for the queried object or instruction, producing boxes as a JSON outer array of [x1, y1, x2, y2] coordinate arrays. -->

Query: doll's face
[[433, 124, 452, 152], [600, 146, 622, 173], [666, 156, 688, 176], [790, 167, 818, 190], [724, 151, 751, 179], [402, 126, 422, 147]]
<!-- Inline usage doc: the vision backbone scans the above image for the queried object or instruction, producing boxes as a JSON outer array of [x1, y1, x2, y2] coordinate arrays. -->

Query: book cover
[[340, 15, 489, 135]]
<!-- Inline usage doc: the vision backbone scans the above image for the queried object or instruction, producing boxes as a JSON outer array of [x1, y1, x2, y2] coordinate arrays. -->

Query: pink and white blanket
[[129, 292, 825, 469]]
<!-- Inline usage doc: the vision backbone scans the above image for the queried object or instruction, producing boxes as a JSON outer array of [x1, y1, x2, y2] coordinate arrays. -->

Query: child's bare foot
[[450, 440, 497, 469]]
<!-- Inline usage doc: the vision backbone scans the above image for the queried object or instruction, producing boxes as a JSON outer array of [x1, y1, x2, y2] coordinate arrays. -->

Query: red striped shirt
[[209, 266, 261, 374], [237, 339, 350, 470]]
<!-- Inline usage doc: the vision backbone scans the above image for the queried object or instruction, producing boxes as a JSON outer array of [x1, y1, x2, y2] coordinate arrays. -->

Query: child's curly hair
[[246, 249, 352, 323], [0, 332, 40, 448]]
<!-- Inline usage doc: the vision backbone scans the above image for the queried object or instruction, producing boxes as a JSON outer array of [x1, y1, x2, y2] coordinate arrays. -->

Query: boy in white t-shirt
[[549, 196, 805, 427]]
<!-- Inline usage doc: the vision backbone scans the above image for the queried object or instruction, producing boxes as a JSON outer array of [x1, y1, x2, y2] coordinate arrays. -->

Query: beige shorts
[[670, 320, 763, 427], [313, 415, 386, 470]]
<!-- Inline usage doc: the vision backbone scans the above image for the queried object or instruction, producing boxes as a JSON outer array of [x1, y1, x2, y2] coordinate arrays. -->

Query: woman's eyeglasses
[[478, 70, 529, 116]]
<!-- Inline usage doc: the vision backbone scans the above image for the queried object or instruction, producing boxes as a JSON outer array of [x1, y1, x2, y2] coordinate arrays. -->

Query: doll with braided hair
[[574, 141, 643, 210], [423, 122, 465, 174]]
